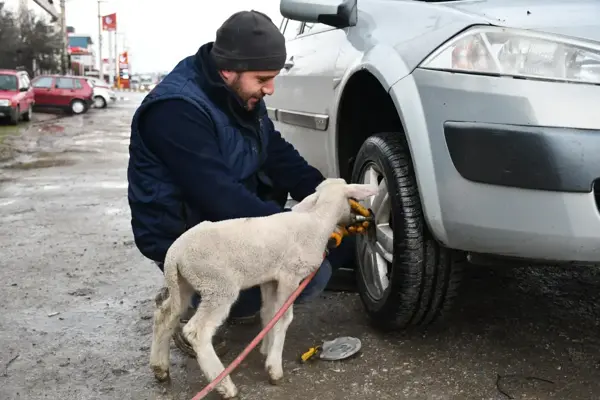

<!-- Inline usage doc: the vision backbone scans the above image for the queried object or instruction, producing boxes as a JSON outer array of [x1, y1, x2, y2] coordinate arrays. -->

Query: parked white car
[[86, 78, 116, 109], [268, 0, 600, 331]]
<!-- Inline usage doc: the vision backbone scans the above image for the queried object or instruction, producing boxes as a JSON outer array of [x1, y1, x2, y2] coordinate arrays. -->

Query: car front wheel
[[94, 96, 107, 109], [351, 132, 463, 331], [9, 106, 19, 125], [22, 106, 32, 122]]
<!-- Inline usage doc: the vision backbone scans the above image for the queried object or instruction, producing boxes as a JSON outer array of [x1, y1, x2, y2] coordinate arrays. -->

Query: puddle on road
[[0, 123, 22, 137], [39, 123, 65, 133], [4, 158, 76, 170], [0, 125, 21, 162]]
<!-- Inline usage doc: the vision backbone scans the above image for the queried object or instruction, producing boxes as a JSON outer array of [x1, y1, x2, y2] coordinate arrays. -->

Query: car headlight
[[0, 99, 10, 107], [419, 25, 600, 85]]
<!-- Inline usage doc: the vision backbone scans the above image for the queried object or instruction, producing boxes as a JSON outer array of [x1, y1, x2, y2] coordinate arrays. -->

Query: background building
[[67, 30, 96, 75]]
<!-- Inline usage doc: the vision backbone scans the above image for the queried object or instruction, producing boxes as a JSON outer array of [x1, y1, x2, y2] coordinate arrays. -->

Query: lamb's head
[[292, 178, 378, 225]]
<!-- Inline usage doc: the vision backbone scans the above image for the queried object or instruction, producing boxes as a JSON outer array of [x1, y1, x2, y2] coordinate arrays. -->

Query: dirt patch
[[4, 158, 76, 170]]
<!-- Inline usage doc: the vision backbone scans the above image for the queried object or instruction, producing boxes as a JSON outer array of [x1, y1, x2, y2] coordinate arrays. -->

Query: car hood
[[0, 90, 17, 100], [442, 0, 600, 43]]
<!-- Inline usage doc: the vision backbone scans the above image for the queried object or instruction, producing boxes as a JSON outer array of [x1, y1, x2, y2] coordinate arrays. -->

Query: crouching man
[[126, 10, 355, 357]]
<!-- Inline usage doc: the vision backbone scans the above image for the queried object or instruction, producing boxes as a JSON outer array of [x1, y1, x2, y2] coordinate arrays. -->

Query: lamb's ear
[[344, 183, 378, 200], [291, 192, 319, 212]]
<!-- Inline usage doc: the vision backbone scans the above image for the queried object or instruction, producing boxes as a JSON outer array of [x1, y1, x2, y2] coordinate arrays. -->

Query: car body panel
[[388, 68, 600, 261], [0, 70, 35, 119], [31, 75, 93, 111], [92, 86, 117, 106], [268, 0, 492, 178], [442, 0, 600, 43], [270, 0, 600, 262], [268, 25, 347, 175], [31, 76, 55, 106]]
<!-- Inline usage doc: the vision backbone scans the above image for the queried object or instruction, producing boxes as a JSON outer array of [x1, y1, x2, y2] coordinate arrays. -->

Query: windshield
[[0, 74, 18, 91]]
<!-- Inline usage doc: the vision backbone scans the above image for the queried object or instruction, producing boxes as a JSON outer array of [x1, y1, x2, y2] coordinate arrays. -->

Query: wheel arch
[[333, 50, 447, 244]]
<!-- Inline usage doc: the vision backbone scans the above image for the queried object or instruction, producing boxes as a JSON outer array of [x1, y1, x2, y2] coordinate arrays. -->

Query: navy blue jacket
[[127, 42, 325, 263]]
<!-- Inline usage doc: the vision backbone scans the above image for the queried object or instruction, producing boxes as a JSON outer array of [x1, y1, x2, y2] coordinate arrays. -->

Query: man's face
[[220, 70, 279, 110]]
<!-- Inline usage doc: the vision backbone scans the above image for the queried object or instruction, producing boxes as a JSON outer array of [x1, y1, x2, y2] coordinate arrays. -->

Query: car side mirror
[[280, 0, 357, 29], [19, 86, 28, 92]]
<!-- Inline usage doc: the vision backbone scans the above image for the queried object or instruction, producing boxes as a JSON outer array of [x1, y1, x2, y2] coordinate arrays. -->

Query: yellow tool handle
[[328, 226, 348, 248], [328, 199, 374, 249], [349, 199, 371, 217]]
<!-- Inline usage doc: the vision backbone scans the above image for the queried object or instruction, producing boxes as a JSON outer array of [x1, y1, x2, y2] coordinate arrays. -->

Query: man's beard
[[230, 77, 262, 110]]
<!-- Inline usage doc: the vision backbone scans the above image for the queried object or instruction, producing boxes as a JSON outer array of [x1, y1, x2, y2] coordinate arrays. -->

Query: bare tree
[[0, 3, 20, 69], [0, 2, 62, 76]]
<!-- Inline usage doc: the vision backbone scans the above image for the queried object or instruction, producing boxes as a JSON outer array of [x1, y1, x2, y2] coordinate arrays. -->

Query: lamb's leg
[[149, 274, 194, 382], [265, 281, 296, 385], [183, 291, 239, 399], [259, 281, 277, 356]]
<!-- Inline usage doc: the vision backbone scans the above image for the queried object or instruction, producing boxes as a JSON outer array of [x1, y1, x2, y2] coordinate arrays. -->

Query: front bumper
[[0, 105, 15, 118], [389, 69, 600, 262]]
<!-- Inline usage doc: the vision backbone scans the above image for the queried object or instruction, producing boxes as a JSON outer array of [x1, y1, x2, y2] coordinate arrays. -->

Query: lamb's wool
[[148, 178, 377, 398]]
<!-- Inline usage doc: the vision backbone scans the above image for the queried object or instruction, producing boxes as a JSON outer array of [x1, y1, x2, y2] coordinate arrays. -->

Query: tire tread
[[352, 132, 463, 331]]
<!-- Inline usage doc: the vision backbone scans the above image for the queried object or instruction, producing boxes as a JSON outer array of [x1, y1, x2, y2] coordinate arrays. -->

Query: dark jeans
[[155, 235, 356, 318]]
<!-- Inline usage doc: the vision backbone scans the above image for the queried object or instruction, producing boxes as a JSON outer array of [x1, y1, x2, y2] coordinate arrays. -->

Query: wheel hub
[[356, 164, 394, 301]]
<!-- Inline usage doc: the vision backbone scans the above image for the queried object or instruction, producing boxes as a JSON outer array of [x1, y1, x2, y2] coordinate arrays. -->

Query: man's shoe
[[172, 324, 228, 358], [227, 312, 260, 326]]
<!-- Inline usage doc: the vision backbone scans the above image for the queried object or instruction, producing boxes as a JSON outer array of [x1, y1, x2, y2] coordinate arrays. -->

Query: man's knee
[[295, 258, 333, 304], [326, 236, 356, 270], [230, 286, 262, 318]]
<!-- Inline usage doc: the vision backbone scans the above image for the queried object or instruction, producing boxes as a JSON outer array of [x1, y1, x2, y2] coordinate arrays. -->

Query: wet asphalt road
[[1, 94, 600, 400]]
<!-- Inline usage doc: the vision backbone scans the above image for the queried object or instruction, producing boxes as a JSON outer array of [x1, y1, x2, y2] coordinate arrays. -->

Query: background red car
[[31, 75, 94, 115], [0, 69, 35, 125]]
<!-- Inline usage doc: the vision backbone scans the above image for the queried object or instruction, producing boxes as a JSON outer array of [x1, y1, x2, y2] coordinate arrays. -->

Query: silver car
[[267, 0, 600, 330]]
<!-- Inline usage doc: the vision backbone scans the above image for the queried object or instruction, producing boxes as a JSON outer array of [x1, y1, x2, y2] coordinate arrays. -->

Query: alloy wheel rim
[[356, 163, 393, 301], [72, 101, 85, 114]]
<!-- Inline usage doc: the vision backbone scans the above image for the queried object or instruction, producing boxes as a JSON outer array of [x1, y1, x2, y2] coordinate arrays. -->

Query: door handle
[[283, 56, 295, 70]]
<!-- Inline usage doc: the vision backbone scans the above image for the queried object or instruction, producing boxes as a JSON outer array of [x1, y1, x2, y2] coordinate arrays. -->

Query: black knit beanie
[[211, 10, 287, 72]]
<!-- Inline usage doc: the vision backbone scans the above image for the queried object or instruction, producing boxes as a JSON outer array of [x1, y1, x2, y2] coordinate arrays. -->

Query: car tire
[[94, 96, 107, 109], [22, 106, 32, 122], [9, 107, 19, 125], [70, 99, 87, 115], [351, 132, 463, 331]]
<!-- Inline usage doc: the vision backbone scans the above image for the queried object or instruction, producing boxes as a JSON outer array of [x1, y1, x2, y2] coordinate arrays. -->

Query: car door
[[23, 74, 35, 109], [266, 20, 346, 177], [17, 73, 32, 111], [31, 76, 55, 106], [54, 77, 77, 106]]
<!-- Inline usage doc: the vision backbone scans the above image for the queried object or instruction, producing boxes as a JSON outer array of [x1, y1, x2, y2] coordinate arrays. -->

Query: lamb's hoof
[[217, 386, 239, 399], [266, 366, 283, 386], [152, 366, 170, 382], [268, 376, 283, 386]]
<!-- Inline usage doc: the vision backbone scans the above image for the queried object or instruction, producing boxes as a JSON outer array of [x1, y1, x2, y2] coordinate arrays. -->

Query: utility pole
[[59, 0, 68, 75], [115, 29, 119, 88], [97, 0, 103, 80]]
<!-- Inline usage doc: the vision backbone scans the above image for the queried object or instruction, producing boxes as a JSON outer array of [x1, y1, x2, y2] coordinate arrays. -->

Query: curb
[[112, 88, 152, 93]]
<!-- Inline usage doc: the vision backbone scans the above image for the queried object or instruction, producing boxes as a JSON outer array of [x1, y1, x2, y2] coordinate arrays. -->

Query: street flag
[[102, 13, 117, 31]]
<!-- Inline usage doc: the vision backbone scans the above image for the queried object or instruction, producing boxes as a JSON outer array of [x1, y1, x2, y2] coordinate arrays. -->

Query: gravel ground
[[1, 96, 600, 400]]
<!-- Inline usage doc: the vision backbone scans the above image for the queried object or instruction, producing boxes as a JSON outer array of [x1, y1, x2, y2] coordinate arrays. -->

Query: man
[[127, 10, 355, 357]]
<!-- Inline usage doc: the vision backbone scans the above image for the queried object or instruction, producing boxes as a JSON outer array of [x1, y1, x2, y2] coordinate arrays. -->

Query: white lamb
[[149, 178, 378, 398]]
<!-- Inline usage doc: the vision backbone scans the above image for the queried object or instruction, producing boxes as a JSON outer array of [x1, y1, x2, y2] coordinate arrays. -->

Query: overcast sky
[[7, 0, 284, 74]]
